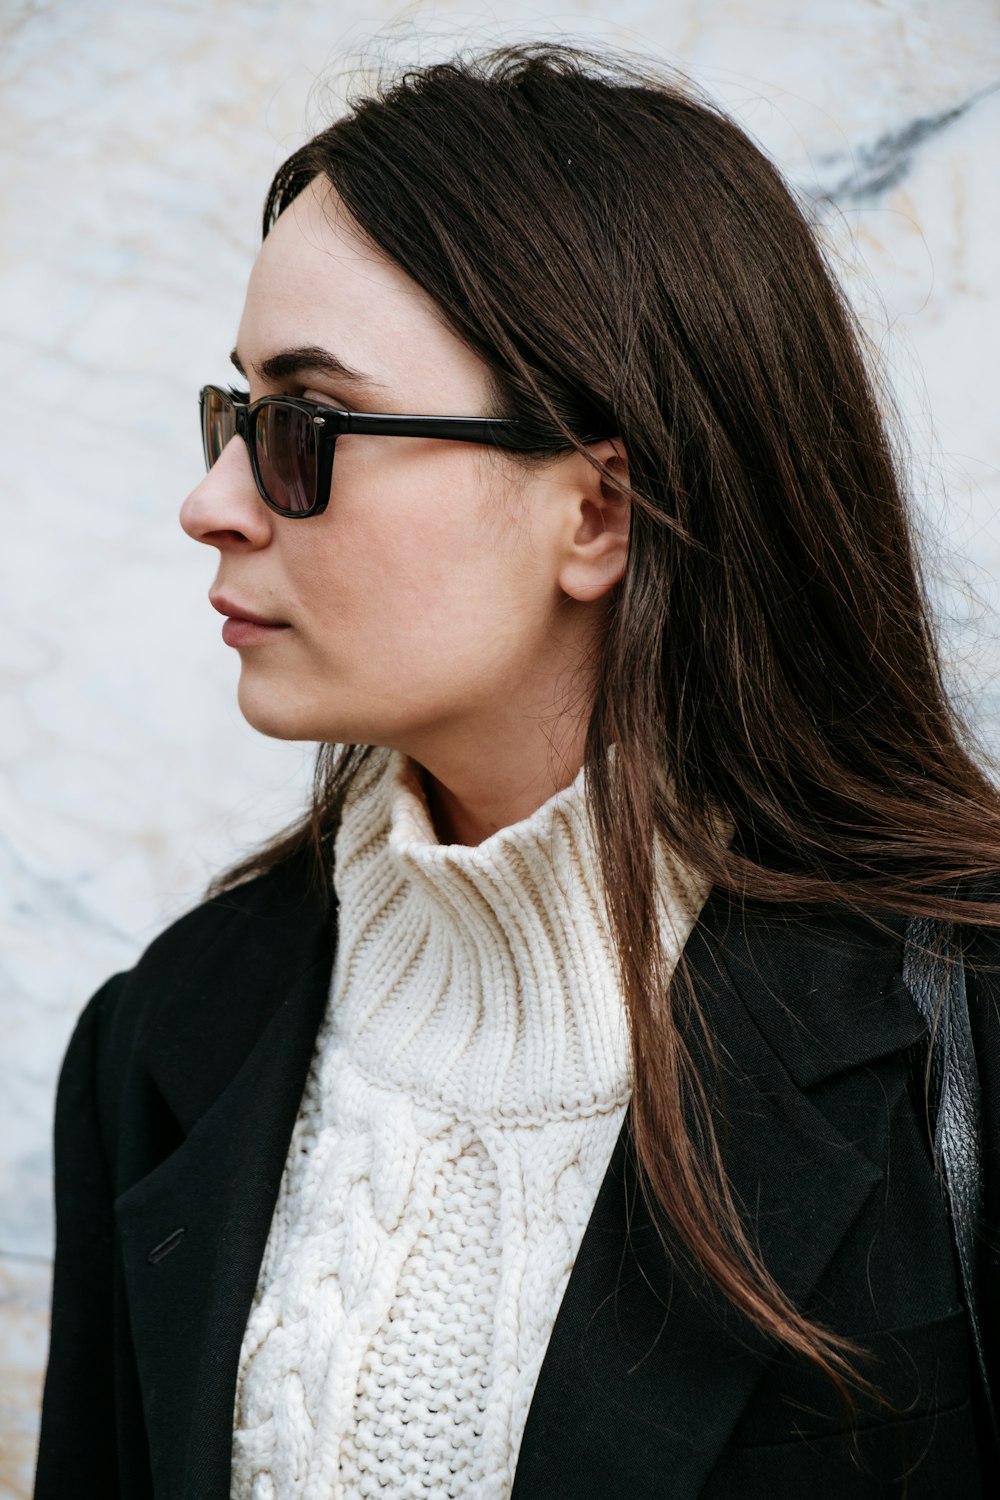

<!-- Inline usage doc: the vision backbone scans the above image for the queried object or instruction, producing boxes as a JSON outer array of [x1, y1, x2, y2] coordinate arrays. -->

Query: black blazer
[[35, 853, 1000, 1498]]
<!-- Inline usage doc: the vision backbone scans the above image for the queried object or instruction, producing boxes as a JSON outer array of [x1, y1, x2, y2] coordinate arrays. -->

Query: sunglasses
[[199, 384, 557, 518]]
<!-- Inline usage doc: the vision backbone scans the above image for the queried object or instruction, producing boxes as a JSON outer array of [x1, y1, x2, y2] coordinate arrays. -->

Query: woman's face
[[181, 177, 625, 764]]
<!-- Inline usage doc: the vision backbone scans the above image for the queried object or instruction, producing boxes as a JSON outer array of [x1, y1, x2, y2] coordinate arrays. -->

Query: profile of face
[[180, 178, 629, 779]]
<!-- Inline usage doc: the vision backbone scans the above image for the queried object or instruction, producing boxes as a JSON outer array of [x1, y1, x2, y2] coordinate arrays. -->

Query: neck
[[378, 595, 609, 846], [416, 719, 589, 846]]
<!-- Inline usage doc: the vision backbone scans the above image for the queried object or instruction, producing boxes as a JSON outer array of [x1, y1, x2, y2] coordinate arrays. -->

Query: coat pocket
[[706, 1308, 980, 1497], [731, 1306, 972, 1445], [707, 1400, 979, 1497]]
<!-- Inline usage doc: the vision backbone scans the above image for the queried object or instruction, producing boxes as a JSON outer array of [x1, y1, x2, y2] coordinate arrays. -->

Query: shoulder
[[132, 845, 332, 989], [67, 849, 335, 1107], [692, 893, 921, 1070]]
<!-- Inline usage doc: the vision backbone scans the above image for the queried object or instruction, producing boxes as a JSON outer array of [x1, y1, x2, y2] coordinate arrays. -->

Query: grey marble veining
[[809, 81, 1000, 201], [2, 1, 999, 1494]]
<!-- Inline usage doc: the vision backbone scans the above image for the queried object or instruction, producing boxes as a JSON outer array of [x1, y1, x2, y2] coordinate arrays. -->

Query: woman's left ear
[[558, 440, 631, 603]]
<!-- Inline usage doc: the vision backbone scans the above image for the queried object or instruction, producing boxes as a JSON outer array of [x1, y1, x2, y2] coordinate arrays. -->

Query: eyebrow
[[229, 344, 388, 391]]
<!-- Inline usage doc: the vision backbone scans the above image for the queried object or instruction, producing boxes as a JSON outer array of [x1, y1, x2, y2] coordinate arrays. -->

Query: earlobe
[[559, 442, 631, 603]]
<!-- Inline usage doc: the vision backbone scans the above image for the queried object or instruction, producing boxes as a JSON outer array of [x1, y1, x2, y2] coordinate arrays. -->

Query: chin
[[235, 676, 386, 746], [235, 678, 322, 741]]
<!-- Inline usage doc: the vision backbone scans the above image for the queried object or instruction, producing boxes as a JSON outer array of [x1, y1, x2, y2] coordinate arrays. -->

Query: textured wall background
[[2, 0, 999, 1490]]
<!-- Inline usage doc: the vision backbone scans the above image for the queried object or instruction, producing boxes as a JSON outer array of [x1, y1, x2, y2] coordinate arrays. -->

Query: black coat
[[35, 853, 1000, 1498]]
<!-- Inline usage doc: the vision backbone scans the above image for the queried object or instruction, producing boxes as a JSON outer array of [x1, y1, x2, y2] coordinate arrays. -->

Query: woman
[[35, 42, 1000, 1499]]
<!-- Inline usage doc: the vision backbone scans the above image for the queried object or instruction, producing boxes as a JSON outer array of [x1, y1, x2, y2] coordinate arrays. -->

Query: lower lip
[[221, 618, 291, 647]]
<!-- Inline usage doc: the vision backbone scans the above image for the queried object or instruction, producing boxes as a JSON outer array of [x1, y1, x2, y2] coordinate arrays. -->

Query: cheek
[[302, 446, 528, 646], [234, 452, 555, 743]]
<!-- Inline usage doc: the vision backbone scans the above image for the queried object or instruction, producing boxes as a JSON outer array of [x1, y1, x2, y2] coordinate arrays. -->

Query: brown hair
[[216, 44, 1000, 1398]]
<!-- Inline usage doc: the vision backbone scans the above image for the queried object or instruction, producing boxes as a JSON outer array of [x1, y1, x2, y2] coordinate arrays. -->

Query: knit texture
[[231, 750, 708, 1499]]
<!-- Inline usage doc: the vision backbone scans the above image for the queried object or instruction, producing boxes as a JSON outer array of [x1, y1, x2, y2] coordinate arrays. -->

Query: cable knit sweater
[[231, 750, 708, 1499]]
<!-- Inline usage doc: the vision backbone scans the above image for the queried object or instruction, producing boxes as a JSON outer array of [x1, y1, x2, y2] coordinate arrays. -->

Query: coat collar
[[114, 868, 926, 1499], [135, 853, 338, 1136]]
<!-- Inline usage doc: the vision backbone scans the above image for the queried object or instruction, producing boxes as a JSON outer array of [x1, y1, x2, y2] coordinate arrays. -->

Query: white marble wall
[[2, 0, 998, 1491]]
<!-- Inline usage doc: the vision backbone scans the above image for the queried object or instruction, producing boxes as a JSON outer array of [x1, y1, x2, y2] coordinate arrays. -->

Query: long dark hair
[[216, 44, 1000, 1397]]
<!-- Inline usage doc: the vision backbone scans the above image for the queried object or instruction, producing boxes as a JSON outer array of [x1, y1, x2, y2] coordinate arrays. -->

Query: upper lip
[[210, 594, 288, 626]]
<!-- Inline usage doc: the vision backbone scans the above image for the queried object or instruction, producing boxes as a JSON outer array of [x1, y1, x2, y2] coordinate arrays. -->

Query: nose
[[180, 436, 273, 550]]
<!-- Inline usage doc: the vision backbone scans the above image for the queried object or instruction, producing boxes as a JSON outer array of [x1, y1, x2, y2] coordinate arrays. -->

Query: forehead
[[237, 177, 488, 407]]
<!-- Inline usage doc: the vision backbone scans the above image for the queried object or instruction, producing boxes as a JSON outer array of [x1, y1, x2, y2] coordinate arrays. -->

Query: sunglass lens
[[255, 404, 317, 515], [201, 387, 236, 468]]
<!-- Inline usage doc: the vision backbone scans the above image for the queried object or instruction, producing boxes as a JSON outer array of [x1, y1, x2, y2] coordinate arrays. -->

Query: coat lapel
[[114, 866, 337, 1499], [511, 891, 928, 1499]]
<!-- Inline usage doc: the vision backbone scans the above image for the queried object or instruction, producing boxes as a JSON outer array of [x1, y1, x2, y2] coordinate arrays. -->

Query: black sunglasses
[[199, 384, 558, 518]]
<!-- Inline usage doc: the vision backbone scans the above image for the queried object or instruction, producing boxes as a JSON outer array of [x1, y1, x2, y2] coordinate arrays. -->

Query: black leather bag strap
[[903, 916, 999, 1449]]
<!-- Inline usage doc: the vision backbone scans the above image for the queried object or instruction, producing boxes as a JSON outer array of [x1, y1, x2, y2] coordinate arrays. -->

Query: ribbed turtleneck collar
[[328, 749, 706, 1125]]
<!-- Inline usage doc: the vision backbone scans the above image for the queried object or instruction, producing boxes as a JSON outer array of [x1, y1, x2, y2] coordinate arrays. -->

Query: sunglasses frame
[[199, 384, 556, 518]]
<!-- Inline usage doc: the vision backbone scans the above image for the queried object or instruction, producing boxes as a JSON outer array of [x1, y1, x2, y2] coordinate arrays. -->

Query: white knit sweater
[[231, 749, 707, 1499]]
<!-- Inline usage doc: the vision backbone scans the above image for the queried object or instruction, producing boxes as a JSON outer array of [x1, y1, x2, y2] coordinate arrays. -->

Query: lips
[[210, 594, 289, 628], [210, 594, 291, 648]]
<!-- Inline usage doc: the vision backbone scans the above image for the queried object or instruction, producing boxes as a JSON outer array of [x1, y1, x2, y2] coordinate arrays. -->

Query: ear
[[557, 440, 631, 603]]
